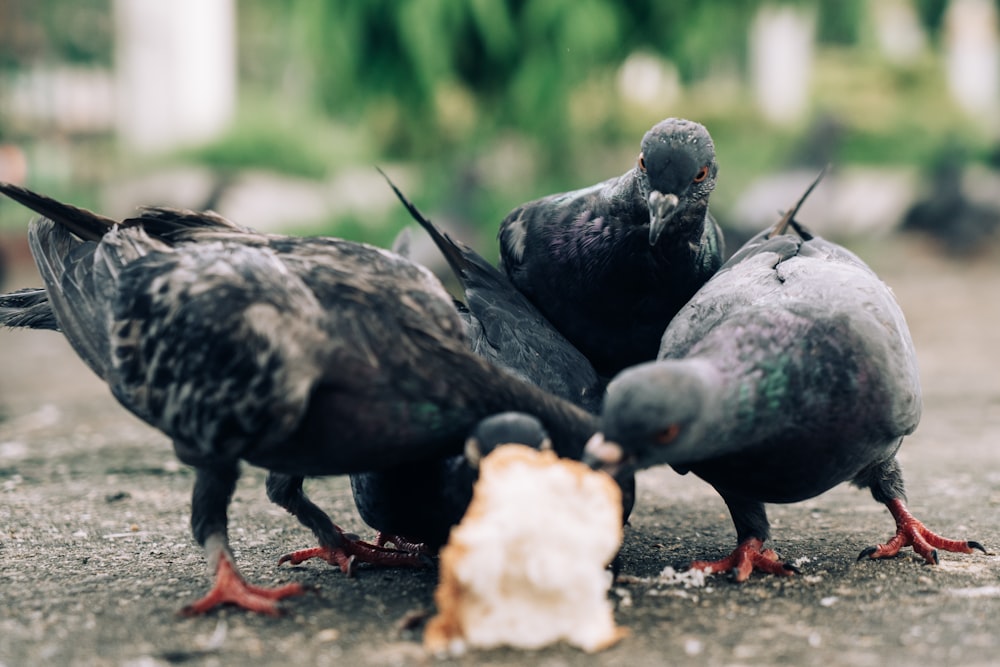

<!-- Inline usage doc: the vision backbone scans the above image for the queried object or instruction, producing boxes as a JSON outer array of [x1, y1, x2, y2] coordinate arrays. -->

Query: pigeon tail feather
[[377, 168, 494, 287], [0, 181, 116, 242], [26, 220, 117, 378], [0, 287, 59, 331]]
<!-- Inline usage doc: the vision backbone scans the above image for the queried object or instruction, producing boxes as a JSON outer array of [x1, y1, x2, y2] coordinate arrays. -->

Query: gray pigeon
[[499, 117, 725, 377], [585, 177, 983, 580]]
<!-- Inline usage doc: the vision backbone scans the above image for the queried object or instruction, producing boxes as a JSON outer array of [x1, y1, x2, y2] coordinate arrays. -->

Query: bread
[[425, 444, 627, 654]]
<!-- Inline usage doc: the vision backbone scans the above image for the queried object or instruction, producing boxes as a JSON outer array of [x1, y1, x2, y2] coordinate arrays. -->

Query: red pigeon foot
[[858, 498, 986, 564], [688, 537, 799, 582], [181, 555, 305, 616]]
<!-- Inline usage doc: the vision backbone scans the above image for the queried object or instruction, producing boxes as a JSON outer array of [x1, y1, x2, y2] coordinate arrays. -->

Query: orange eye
[[638, 153, 647, 172], [655, 424, 681, 445], [693, 165, 710, 183]]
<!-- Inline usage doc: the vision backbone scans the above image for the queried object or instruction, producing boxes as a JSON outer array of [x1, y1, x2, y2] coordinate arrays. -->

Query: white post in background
[[869, 0, 927, 65], [114, 0, 236, 153], [943, 0, 1000, 126], [749, 4, 816, 126]]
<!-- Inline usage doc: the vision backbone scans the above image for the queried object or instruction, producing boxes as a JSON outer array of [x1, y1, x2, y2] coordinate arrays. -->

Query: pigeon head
[[635, 118, 718, 246], [464, 412, 552, 469], [584, 360, 718, 478]]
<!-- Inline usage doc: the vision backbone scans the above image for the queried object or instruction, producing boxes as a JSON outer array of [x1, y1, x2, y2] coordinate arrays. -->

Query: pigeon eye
[[654, 424, 681, 445], [693, 166, 710, 183], [638, 153, 647, 172]]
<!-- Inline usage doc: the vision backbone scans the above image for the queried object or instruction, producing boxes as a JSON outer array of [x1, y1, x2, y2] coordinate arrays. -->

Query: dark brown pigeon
[[0, 182, 598, 614]]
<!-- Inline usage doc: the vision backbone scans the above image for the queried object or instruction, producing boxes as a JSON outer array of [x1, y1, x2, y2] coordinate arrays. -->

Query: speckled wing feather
[[28, 219, 128, 378], [104, 233, 334, 463], [5, 184, 593, 466], [24, 201, 477, 470]]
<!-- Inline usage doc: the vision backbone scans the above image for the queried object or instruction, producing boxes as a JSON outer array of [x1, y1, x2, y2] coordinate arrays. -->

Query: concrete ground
[[1, 235, 998, 667]]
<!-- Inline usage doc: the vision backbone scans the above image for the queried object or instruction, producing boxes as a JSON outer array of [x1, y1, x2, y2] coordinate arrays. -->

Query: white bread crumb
[[657, 565, 708, 588], [425, 445, 627, 654]]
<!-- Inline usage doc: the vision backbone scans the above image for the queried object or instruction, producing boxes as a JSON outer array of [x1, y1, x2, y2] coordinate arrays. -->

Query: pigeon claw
[[278, 546, 357, 574], [342, 538, 434, 569], [180, 556, 306, 616], [278, 537, 431, 574], [783, 562, 802, 574], [688, 537, 797, 583], [856, 546, 879, 562], [860, 498, 984, 565], [374, 532, 435, 555]]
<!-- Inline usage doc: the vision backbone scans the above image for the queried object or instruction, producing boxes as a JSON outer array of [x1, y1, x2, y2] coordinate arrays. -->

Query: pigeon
[[498, 117, 725, 377], [0, 182, 599, 614], [584, 174, 984, 580], [900, 143, 1000, 256], [463, 411, 554, 458], [351, 412, 555, 552]]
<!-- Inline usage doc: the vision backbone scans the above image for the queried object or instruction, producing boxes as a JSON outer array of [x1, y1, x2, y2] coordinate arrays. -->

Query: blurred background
[[1, 0, 1000, 271]]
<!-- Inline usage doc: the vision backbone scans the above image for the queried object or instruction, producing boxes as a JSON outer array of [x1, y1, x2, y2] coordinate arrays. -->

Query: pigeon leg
[[616, 473, 637, 525], [182, 466, 306, 615], [266, 473, 430, 572], [856, 458, 985, 563], [858, 498, 986, 564], [688, 495, 797, 582]]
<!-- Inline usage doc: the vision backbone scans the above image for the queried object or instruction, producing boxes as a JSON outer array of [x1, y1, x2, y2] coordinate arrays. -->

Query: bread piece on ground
[[425, 444, 627, 654]]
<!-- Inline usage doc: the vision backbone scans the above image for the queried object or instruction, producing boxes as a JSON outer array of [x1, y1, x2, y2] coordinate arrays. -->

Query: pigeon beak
[[464, 436, 483, 469], [583, 432, 628, 477], [648, 191, 680, 246]]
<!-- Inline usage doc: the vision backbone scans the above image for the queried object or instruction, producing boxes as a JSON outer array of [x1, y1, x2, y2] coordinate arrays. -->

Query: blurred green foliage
[[240, 0, 766, 160], [2, 0, 998, 240], [231, 1, 990, 165], [190, 0, 1000, 239], [0, 0, 112, 68]]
